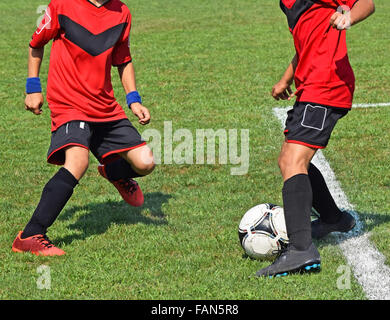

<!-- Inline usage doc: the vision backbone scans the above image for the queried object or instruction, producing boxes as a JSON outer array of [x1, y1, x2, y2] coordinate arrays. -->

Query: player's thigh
[[120, 145, 155, 175], [64, 146, 90, 180]]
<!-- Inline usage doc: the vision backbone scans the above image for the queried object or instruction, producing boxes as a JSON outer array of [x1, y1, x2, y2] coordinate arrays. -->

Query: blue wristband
[[126, 91, 142, 107], [26, 77, 42, 94]]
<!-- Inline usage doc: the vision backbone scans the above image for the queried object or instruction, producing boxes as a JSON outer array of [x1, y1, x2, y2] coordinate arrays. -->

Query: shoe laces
[[118, 178, 138, 194], [33, 235, 54, 248], [271, 244, 290, 263]]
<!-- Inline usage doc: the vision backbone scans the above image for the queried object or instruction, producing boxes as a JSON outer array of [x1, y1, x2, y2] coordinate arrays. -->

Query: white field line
[[273, 104, 390, 300], [352, 102, 390, 108]]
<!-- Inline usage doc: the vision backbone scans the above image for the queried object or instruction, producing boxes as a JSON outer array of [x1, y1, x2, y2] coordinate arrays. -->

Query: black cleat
[[255, 243, 321, 278], [311, 210, 356, 239]]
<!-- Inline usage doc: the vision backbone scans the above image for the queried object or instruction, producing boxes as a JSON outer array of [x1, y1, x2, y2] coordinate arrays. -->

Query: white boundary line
[[352, 102, 390, 108], [273, 103, 390, 300]]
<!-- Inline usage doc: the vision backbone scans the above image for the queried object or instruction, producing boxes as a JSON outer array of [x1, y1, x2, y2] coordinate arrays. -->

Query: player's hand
[[271, 80, 295, 101], [330, 11, 351, 30], [130, 102, 151, 125], [25, 92, 44, 115]]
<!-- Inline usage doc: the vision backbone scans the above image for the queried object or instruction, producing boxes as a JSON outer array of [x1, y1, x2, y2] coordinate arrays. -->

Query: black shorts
[[284, 102, 349, 149], [47, 119, 146, 165]]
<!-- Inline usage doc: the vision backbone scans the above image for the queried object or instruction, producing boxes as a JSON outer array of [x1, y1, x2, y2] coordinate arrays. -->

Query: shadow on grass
[[55, 192, 172, 245], [315, 210, 390, 249]]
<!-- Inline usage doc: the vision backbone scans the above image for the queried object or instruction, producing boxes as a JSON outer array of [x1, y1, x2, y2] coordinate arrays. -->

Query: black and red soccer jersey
[[280, 0, 359, 109], [30, 0, 132, 131]]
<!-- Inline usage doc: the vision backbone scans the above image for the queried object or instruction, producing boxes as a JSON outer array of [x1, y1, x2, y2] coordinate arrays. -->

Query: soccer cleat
[[255, 243, 321, 278], [98, 164, 144, 207], [12, 231, 65, 256], [311, 210, 356, 239]]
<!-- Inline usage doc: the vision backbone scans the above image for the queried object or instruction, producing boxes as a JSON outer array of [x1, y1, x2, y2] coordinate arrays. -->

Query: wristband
[[26, 77, 42, 94], [126, 91, 142, 107]]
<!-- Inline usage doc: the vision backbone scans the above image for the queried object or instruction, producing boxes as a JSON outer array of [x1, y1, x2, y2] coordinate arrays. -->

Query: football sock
[[282, 174, 313, 251], [308, 163, 342, 224], [21, 167, 78, 238], [104, 158, 144, 181]]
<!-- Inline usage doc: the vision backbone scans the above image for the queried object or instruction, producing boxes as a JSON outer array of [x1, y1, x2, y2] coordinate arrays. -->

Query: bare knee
[[64, 146, 89, 180], [134, 158, 156, 176], [121, 146, 156, 176]]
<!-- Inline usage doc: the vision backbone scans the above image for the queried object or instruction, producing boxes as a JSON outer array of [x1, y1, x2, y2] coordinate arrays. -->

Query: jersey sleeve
[[112, 12, 132, 67], [341, 0, 359, 9], [29, 1, 61, 49], [348, 0, 359, 8]]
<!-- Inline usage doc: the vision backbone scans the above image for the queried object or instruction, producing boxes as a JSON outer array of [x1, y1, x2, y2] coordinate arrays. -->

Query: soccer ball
[[238, 203, 289, 260]]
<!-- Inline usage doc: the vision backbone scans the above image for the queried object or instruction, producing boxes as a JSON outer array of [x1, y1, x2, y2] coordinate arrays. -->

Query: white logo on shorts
[[301, 104, 327, 131]]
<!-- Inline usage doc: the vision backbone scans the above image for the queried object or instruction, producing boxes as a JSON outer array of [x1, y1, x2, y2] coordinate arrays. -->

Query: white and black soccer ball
[[238, 203, 289, 260]]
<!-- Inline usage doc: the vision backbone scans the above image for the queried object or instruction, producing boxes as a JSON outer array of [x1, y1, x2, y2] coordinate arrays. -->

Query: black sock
[[22, 167, 78, 238], [104, 158, 144, 181], [282, 174, 313, 251], [308, 163, 342, 224]]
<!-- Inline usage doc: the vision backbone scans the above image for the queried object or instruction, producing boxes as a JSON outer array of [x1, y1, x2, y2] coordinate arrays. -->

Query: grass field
[[0, 0, 389, 300]]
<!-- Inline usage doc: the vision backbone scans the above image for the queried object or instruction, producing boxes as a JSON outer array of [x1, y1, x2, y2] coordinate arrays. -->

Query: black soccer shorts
[[47, 119, 146, 165], [283, 102, 349, 149]]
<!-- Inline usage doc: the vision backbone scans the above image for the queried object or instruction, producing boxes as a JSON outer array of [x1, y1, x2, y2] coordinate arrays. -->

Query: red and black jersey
[[280, 0, 359, 109], [30, 0, 132, 131]]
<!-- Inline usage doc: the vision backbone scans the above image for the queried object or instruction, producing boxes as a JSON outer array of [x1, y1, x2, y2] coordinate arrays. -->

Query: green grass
[[0, 0, 389, 300]]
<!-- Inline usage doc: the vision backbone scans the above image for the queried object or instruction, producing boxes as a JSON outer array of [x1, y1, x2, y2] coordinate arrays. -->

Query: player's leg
[[256, 141, 321, 277], [293, 104, 355, 238], [99, 145, 155, 207], [103, 145, 155, 180], [309, 163, 356, 239], [93, 119, 155, 207], [12, 147, 88, 256], [25, 146, 88, 235], [256, 103, 323, 277], [12, 121, 91, 256], [282, 102, 355, 238], [63, 145, 90, 181], [119, 144, 155, 176], [256, 102, 355, 277], [278, 141, 317, 250]]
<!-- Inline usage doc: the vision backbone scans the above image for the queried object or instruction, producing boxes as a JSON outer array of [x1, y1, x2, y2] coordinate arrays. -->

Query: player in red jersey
[[256, 0, 375, 277], [12, 0, 155, 256]]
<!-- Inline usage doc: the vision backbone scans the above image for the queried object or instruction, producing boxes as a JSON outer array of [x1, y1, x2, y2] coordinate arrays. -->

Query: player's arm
[[118, 62, 150, 125], [271, 54, 297, 101], [25, 47, 45, 115], [25, 1, 60, 115], [330, 0, 375, 30]]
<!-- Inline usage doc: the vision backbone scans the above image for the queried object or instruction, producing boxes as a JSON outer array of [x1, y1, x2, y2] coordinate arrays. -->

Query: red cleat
[[98, 164, 144, 207], [12, 231, 66, 256]]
